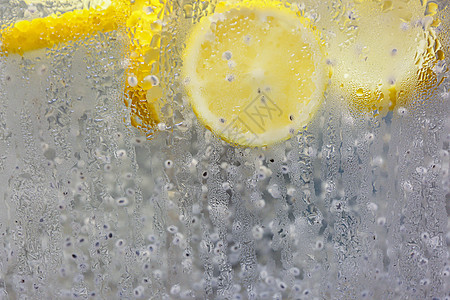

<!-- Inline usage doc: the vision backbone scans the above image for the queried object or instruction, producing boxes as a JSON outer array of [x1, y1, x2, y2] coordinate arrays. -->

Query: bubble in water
[[127, 75, 138, 87], [226, 74, 235, 82], [222, 50, 232, 60], [144, 75, 159, 86], [164, 160, 173, 169], [268, 184, 281, 198], [170, 284, 181, 295], [116, 197, 129, 206], [397, 107, 408, 116]]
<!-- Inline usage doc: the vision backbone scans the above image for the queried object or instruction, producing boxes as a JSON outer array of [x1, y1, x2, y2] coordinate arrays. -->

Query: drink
[[0, 0, 448, 298]]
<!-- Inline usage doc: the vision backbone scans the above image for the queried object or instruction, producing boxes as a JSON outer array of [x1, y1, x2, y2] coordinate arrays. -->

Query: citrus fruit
[[0, 0, 165, 133], [182, 1, 329, 147], [0, 0, 126, 55], [324, 0, 444, 113]]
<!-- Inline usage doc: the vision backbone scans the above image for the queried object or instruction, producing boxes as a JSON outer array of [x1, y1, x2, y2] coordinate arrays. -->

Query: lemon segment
[[124, 0, 165, 129], [183, 2, 328, 147], [0, 0, 165, 133], [0, 2, 126, 55]]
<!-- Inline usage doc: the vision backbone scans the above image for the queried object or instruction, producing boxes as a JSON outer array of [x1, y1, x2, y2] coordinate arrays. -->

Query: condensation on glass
[[0, 0, 449, 299]]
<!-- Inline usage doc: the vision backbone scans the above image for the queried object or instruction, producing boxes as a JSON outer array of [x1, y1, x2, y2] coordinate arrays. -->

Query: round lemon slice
[[325, 0, 440, 113], [183, 1, 328, 147]]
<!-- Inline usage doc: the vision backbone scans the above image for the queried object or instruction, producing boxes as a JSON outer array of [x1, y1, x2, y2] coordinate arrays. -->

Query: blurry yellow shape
[[0, 0, 165, 133], [124, 0, 164, 130], [327, 0, 444, 114], [183, 0, 329, 147], [0, 3, 123, 55]]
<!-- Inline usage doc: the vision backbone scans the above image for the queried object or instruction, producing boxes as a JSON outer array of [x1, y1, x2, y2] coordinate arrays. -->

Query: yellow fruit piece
[[0, 2, 125, 55], [124, 0, 165, 130], [326, 0, 442, 114], [1, 0, 165, 133], [183, 1, 329, 147]]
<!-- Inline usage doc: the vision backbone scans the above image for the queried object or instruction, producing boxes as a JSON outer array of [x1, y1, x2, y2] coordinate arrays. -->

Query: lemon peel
[[183, 0, 329, 147]]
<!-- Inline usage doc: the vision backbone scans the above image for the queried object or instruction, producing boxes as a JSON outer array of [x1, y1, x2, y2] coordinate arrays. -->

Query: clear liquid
[[0, 0, 449, 299]]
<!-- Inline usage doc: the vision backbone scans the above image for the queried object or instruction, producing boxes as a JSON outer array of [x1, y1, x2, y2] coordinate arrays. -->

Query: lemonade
[[0, 1, 448, 298], [1, 0, 444, 145]]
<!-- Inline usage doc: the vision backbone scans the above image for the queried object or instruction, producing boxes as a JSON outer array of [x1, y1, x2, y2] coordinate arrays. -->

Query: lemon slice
[[326, 0, 442, 113], [1, 0, 165, 133], [183, 1, 328, 147]]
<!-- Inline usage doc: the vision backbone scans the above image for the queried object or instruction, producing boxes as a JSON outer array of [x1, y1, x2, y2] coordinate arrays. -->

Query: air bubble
[[255, 199, 265, 208], [116, 149, 127, 158], [289, 267, 300, 277], [273, 292, 282, 300], [421, 232, 430, 240], [222, 182, 231, 190], [287, 187, 296, 196], [276, 280, 287, 291], [172, 233, 184, 245], [315, 239, 324, 250], [232, 293, 243, 300], [116, 197, 129, 206], [170, 284, 181, 295], [365, 132, 375, 142], [416, 166, 427, 175], [167, 225, 178, 234], [148, 244, 157, 253], [252, 225, 264, 240], [418, 257, 428, 265], [143, 6, 154, 14], [125, 188, 135, 196], [115, 239, 125, 248], [367, 202, 378, 211], [133, 285, 144, 297], [361, 290, 370, 298], [146, 75, 159, 86], [377, 217, 386, 226], [397, 107, 408, 116], [265, 276, 275, 285], [164, 160, 173, 169], [268, 184, 281, 198], [222, 51, 232, 60], [127, 75, 138, 87], [226, 74, 235, 82], [230, 244, 240, 252]]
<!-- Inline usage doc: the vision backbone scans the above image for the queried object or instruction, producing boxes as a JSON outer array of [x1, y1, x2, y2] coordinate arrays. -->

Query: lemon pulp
[[183, 2, 328, 147]]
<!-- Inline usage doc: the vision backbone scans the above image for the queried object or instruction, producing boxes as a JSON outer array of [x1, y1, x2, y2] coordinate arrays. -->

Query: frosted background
[[0, 0, 449, 299]]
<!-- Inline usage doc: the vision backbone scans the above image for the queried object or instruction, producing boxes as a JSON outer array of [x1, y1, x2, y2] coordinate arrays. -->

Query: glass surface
[[0, 0, 449, 299]]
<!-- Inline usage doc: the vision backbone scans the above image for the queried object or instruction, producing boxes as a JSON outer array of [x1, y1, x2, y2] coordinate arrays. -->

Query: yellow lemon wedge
[[183, 1, 329, 147], [325, 0, 444, 114], [0, 0, 126, 55], [0, 0, 165, 134], [124, 0, 165, 130]]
